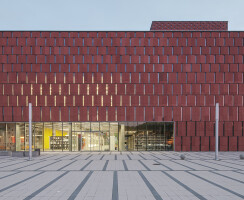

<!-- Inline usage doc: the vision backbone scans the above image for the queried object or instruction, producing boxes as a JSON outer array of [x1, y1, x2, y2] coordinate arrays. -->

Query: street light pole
[[215, 103, 219, 161], [29, 103, 32, 161]]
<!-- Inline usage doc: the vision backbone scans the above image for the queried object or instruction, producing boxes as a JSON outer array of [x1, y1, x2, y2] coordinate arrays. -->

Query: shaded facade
[[0, 21, 243, 151]]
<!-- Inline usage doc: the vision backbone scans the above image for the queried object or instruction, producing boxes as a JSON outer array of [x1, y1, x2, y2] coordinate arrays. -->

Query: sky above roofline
[[0, 0, 243, 31]]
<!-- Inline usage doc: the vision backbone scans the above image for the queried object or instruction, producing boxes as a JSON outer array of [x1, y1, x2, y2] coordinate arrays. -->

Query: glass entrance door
[[77, 131, 113, 151]]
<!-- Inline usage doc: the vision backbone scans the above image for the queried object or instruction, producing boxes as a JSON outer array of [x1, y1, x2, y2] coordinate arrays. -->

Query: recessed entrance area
[[0, 122, 174, 151]]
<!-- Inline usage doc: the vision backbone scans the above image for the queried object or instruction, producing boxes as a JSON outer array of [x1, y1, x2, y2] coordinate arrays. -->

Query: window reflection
[[44, 123, 52, 151], [51, 123, 64, 151], [72, 122, 80, 151], [125, 122, 137, 151], [82, 132, 90, 151], [81, 122, 90, 131], [91, 122, 99, 131], [136, 122, 147, 151], [33, 123, 43, 151], [100, 122, 110, 151], [25, 123, 32, 151], [0, 122, 174, 152], [0, 124, 6, 151], [63, 123, 71, 151], [110, 123, 118, 151], [72, 122, 82, 132], [16, 123, 25, 151], [6, 123, 16, 151]]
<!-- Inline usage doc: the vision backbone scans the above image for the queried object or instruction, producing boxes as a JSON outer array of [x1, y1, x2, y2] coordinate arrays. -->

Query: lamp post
[[29, 103, 32, 161], [215, 103, 219, 161]]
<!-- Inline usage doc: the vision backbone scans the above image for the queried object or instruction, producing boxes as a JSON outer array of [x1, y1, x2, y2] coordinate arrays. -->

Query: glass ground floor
[[0, 122, 174, 151]]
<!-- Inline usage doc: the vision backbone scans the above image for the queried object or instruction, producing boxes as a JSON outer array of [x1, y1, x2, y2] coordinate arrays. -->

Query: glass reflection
[[24, 123, 31, 151], [110, 123, 118, 151], [125, 122, 137, 151], [33, 123, 43, 151], [63, 123, 71, 151], [91, 132, 100, 151], [100, 122, 110, 151], [50, 123, 64, 151], [72, 122, 80, 151], [72, 122, 82, 132], [72, 131, 78, 151], [16, 123, 24, 151], [0, 124, 6, 151], [137, 122, 147, 151], [0, 121, 174, 152], [81, 122, 91, 131], [82, 132, 90, 151], [6, 123, 16, 151], [44, 123, 52, 151], [165, 123, 174, 151], [91, 122, 99, 131]]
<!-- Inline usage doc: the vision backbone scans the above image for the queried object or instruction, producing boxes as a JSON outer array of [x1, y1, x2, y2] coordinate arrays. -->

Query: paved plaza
[[0, 152, 243, 200]]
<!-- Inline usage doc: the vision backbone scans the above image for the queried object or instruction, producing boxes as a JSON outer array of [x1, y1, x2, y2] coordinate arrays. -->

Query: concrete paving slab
[[0, 151, 243, 200]]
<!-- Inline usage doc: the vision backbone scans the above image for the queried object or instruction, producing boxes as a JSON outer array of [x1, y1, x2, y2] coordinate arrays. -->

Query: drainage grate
[[153, 163, 160, 165]]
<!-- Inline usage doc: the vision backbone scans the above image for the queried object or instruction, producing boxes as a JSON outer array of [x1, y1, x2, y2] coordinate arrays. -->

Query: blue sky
[[0, 0, 243, 31]]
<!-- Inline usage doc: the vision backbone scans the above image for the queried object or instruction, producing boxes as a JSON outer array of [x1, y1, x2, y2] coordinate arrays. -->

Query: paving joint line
[[85, 155, 92, 160], [23, 171, 69, 200], [0, 171, 44, 193], [138, 171, 163, 200], [162, 171, 207, 200], [122, 160, 128, 171], [67, 171, 93, 200], [71, 154, 83, 160], [187, 171, 244, 199], [151, 152, 175, 159], [233, 170, 244, 175], [139, 154, 146, 160], [80, 160, 93, 171], [103, 160, 109, 171], [187, 160, 217, 170], [149, 154, 162, 160], [154, 160, 173, 170], [0, 159, 30, 169], [203, 160, 240, 170], [35, 160, 63, 170], [58, 160, 77, 171], [209, 171, 244, 184], [138, 160, 151, 171], [170, 160, 196, 170], [100, 155, 105, 160], [127, 155, 132, 160], [223, 160, 244, 166], [13, 160, 50, 170], [112, 171, 118, 200], [0, 171, 22, 180]]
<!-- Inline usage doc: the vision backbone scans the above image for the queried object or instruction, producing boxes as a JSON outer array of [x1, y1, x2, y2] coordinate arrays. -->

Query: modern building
[[0, 21, 243, 152]]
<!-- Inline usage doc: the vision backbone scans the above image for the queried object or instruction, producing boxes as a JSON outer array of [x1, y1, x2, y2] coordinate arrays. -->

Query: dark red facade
[[0, 21, 244, 151], [151, 21, 228, 31]]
